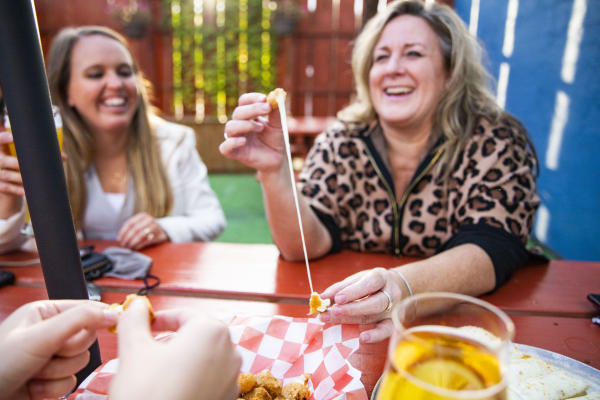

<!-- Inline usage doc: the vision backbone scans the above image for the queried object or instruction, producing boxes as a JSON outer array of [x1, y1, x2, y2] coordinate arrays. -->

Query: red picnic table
[[1, 240, 598, 387]]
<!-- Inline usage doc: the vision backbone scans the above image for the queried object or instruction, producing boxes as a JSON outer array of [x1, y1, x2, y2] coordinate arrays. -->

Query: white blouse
[[0, 116, 226, 252]]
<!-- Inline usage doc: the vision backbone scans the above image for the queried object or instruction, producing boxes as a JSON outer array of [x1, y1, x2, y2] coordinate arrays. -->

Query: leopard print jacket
[[298, 118, 539, 260]]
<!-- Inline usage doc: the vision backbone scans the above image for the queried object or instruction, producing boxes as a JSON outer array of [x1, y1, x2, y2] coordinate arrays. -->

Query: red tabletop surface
[[3, 241, 598, 316], [0, 285, 598, 395]]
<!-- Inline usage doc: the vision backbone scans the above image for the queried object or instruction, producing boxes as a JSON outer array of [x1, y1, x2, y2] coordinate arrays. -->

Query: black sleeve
[[310, 206, 342, 254], [438, 222, 528, 291]]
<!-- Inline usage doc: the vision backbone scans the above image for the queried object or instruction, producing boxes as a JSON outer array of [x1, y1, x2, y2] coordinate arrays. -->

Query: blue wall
[[455, 0, 600, 261]]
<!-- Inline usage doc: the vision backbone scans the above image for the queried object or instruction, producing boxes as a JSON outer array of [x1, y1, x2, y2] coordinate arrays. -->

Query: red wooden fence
[[33, 0, 452, 120]]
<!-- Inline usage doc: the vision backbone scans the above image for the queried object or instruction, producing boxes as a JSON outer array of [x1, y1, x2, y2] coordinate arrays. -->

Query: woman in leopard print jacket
[[221, 0, 539, 342]]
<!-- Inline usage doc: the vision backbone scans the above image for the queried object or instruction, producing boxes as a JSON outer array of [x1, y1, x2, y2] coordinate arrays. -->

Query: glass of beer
[[2, 107, 63, 236], [376, 292, 514, 400]]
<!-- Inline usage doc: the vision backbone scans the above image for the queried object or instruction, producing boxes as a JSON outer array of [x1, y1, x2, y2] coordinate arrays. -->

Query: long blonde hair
[[338, 0, 537, 181], [47, 26, 172, 229]]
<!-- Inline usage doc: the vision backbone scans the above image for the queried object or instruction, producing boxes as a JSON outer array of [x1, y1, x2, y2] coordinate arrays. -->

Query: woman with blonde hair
[[0, 26, 224, 251], [221, 0, 539, 342]]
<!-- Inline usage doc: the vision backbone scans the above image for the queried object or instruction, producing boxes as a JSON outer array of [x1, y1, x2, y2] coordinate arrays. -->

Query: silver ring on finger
[[381, 289, 393, 312], [143, 227, 154, 241]]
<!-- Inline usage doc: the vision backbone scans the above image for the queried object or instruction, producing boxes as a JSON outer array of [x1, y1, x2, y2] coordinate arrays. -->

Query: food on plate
[[267, 88, 286, 109], [238, 370, 310, 400], [309, 292, 330, 315], [107, 293, 155, 333], [282, 382, 310, 400], [507, 345, 592, 400], [568, 393, 600, 400], [244, 386, 272, 400], [256, 369, 282, 397], [239, 372, 258, 394], [455, 326, 597, 400]]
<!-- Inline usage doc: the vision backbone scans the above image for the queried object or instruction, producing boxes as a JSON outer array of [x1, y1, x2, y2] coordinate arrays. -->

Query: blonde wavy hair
[[47, 26, 172, 230], [338, 0, 536, 181]]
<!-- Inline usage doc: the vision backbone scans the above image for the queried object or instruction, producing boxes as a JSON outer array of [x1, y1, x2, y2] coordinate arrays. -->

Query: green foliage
[[163, 0, 278, 118]]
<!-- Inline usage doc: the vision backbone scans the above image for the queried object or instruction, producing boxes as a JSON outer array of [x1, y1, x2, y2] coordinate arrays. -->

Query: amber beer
[[376, 292, 513, 400], [3, 107, 63, 155], [2, 107, 63, 234], [377, 328, 505, 400]]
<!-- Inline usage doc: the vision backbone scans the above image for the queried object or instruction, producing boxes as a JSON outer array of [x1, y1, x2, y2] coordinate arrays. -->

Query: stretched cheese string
[[276, 94, 314, 294]]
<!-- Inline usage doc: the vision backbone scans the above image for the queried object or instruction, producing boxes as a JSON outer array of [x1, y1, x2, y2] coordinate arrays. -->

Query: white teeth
[[385, 87, 412, 95], [103, 97, 126, 107]]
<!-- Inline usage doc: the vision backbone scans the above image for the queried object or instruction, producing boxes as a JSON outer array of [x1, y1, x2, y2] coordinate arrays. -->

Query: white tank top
[[82, 166, 134, 240]]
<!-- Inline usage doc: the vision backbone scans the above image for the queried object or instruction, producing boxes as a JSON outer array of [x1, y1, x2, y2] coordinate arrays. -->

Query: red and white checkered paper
[[69, 315, 367, 400]]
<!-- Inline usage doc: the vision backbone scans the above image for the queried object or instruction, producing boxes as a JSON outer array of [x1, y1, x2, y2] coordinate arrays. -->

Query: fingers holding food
[[108, 294, 155, 334], [266, 88, 287, 109], [309, 292, 331, 315]]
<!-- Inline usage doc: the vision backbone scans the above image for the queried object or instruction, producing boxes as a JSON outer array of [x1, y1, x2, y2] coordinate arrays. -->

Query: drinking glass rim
[[387, 291, 514, 398], [391, 291, 515, 342]]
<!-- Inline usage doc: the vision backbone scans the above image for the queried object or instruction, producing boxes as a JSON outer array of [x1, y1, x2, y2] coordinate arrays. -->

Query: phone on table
[[0, 269, 15, 288]]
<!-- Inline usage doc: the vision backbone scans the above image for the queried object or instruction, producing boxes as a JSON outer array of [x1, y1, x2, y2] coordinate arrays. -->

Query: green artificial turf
[[208, 173, 273, 244]]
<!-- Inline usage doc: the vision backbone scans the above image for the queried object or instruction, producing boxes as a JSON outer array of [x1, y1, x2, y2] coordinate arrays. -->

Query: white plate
[[515, 343, 600, 390], [370, 343, 600, 400]]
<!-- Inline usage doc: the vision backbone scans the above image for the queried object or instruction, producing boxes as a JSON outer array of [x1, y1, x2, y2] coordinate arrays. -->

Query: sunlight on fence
[[166, 0, 276, 122]]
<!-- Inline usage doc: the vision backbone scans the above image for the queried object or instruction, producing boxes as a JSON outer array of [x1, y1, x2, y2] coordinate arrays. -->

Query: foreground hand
[[117, 212, 169, 250], [219, 92, 286, 173], [319, 267, 408, 343], [110, 300, 241, 400], [0, 300, 118, 400]]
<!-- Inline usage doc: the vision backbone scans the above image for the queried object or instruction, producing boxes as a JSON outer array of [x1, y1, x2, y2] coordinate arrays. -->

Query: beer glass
[[2, 106, 63, 236], [376, 292, 514, 400]]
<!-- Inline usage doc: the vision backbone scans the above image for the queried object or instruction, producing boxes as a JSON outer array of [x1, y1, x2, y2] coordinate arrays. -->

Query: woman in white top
[[0, 26, 225, 252]]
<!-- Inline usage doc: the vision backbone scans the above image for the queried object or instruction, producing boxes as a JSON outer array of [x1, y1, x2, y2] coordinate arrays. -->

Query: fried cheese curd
[[108, 293, 155, 333], [238, 370, 310, 400], [309, 292, 330, 315], [266, 88, 286, 109]]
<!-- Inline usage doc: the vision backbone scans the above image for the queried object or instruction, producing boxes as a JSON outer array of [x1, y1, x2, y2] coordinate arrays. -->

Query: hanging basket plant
[[106, 0, 152, 39]]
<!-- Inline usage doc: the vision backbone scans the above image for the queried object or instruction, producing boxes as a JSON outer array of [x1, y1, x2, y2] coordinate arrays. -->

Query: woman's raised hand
[[219, 92, 286, 173]]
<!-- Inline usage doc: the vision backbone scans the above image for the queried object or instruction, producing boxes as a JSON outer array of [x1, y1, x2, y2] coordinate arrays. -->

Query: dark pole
[[0, 2, 101, 382]]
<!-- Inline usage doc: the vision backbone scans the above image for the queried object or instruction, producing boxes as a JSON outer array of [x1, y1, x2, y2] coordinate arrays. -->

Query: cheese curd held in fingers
[[108, 294, 155, 333], [267, 88, 286, 109]]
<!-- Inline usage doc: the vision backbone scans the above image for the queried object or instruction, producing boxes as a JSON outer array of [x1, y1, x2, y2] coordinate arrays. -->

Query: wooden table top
[[1, 285, 598, 396], [3, 241, 598, 316]]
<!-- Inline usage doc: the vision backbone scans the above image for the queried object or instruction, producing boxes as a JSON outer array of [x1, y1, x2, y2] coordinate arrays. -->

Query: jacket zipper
[[363, 145, 444, 256]]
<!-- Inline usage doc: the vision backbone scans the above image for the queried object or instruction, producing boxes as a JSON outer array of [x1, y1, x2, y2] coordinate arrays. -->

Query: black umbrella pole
[[0, 2, 101, 380]]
